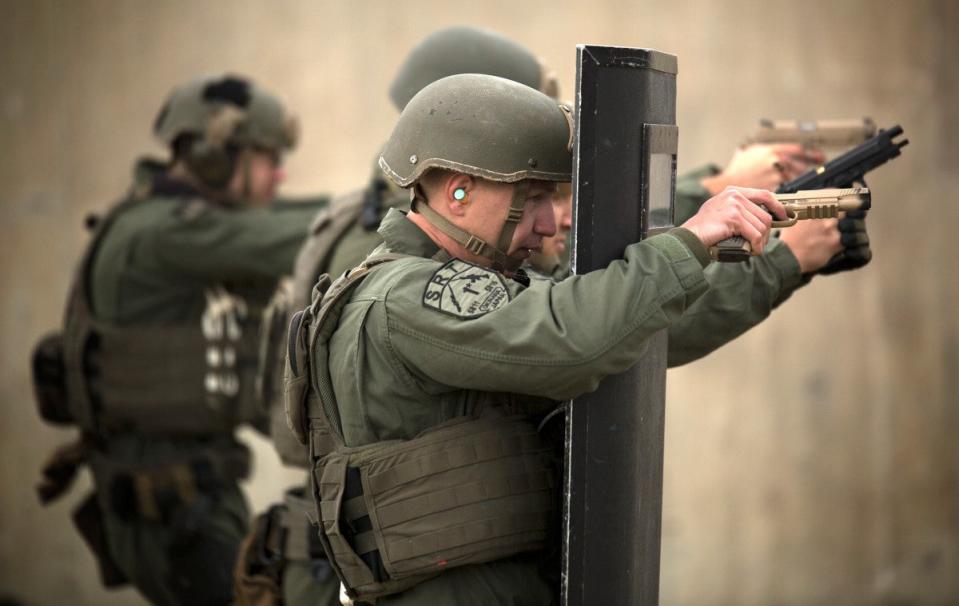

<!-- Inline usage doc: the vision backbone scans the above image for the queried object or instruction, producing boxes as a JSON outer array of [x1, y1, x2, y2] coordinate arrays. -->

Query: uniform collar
[[377, 207, 445, 260]]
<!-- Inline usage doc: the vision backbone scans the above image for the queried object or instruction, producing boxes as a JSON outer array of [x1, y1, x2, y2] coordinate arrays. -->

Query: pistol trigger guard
[[771, 207, 798, 228]]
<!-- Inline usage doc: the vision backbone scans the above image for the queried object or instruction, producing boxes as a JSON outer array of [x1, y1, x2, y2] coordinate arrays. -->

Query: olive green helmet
[[380, 73, 573, 272], [389, 26, 560, 110], [153, 75, 299, 188]]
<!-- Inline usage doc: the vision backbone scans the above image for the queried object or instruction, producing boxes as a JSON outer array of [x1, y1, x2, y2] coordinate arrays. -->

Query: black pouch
[[73, 493, 128, 587], [31, 332, 74, 425]]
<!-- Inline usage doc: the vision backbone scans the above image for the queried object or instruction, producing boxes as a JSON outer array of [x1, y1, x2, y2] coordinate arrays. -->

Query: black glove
[[816, 210, 872, 275]]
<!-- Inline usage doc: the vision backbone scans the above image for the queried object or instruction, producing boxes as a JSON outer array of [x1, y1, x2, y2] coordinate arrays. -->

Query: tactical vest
[[264, 191, 366, 468], [284, 255, 556, 602], [35, 194, 267, 435]]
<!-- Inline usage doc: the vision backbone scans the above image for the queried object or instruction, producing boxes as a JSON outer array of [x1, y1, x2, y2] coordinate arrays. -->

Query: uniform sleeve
[[142, 202, 322, 282], [674, 164, 720, 225], [379, 229, 711, 401], [666, 236, 805, 367]]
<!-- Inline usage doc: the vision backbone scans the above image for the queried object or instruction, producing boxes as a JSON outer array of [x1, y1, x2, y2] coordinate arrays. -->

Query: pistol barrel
[[750, 118, 876, 148]]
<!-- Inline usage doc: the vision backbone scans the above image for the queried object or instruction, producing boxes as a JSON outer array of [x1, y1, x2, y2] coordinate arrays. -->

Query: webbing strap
[[366, 429, 543, 494], [386, 508, 552, 562], [305, 254, 408, 451], [494, 180, 530, 262], [342, 495, 369, 522], [352, 530, 380, 556], [375, 466, 551, 530], [319, 493, 370, 524]]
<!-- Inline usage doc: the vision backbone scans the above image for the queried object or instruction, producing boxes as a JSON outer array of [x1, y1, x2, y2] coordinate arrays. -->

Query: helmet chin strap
[[412, 181, 530, 273]]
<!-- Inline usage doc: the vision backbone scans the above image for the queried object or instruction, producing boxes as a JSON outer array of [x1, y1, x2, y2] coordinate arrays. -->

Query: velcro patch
[[423, 260, 511, 319]]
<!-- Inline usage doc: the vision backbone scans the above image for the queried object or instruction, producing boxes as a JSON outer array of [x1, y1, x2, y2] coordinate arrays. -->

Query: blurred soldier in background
[[32, 75, 326, 605]]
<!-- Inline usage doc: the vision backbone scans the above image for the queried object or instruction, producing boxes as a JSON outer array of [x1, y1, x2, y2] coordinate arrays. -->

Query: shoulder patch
[[422, 260, 511, 318]]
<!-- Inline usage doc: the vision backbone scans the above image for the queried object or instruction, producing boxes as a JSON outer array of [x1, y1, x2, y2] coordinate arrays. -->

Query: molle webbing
[[91, 322, 261, 435], [315, 415, 556, 601]]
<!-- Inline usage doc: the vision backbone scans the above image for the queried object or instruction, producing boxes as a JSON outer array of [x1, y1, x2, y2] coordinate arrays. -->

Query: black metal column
[[562, 45, 678, 606]]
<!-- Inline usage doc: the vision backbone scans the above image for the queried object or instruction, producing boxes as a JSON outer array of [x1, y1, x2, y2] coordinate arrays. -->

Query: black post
[[562, 45, 678, 606]]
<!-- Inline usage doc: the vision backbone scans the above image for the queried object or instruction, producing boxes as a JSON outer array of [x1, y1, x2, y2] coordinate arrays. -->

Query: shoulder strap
[[304, 253, 408, 447]]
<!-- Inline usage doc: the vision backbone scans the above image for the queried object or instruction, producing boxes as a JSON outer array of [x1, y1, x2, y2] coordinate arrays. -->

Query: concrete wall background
[[1, 0, 955, 604]]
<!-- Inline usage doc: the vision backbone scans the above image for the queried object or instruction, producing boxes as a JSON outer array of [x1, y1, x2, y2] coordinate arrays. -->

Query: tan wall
[[1, 1, 955, 604]]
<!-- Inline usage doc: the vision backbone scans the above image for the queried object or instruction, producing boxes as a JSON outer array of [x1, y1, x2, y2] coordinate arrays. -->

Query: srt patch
[[423, 260, 511, 318]]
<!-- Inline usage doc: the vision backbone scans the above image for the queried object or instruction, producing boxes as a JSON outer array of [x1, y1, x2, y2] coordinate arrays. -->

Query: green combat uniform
[[252, 28, 811, 606], [236, 168, 407, 606], [282, 73, 815, 604], [241, 26, 570, 606], [32, 76, 322, 606]]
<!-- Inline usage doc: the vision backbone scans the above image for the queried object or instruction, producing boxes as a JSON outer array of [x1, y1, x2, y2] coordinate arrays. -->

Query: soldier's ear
[[445, 174, 474, 217]]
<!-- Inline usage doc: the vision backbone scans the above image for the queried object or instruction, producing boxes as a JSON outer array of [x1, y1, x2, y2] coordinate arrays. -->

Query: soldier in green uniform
[[241, 26, 863, 606], [235, 28, 571, 606], [33, 75, 326, 606], [286, 72, 865, 604]]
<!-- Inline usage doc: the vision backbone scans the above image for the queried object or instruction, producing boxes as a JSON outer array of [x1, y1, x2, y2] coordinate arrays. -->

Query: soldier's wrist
[[666, 227, 712, 268]]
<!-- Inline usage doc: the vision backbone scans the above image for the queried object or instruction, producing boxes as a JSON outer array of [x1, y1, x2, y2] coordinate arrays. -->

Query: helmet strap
[[494, 180, 529, 261], [411, 184, 524, 273]]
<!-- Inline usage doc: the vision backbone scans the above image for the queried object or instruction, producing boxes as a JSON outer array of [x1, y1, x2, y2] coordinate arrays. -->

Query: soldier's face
[[539, 183, 573, 258], [230, 147, 284, 207], [467, 179, 558, 261]]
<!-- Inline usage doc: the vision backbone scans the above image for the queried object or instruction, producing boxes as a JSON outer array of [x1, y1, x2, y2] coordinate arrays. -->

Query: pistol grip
[[711, 236, 752, 262]]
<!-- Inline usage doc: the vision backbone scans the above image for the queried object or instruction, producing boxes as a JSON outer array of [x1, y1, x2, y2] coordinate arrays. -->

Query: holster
[[73, 493, 128, 588], [234, 506, 285, 606], [233, 488, 328, 606]]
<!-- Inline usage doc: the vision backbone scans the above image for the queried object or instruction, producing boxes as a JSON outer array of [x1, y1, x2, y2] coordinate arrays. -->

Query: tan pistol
[[710, 187, 871, 262], [745, 118, 877, 149]]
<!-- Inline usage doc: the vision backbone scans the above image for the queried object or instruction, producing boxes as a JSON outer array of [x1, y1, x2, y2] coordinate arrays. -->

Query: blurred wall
[[1, 1, 955, 604]]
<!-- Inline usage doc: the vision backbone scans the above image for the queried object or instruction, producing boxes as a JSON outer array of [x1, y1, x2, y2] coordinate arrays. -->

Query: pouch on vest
[[292, 255, 556, 601], [260, 279, 310, 467], [314, 414, 556, 602], [233, 505, 284, 606], [60, 194, 269, 435], [31, 331, 73, 425]]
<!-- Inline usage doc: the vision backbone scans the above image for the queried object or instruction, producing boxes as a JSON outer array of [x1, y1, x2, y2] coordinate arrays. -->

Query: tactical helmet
[[380, 73, 573, 272], [153, 75, 299, 188], [389, 26, 559, 110]]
